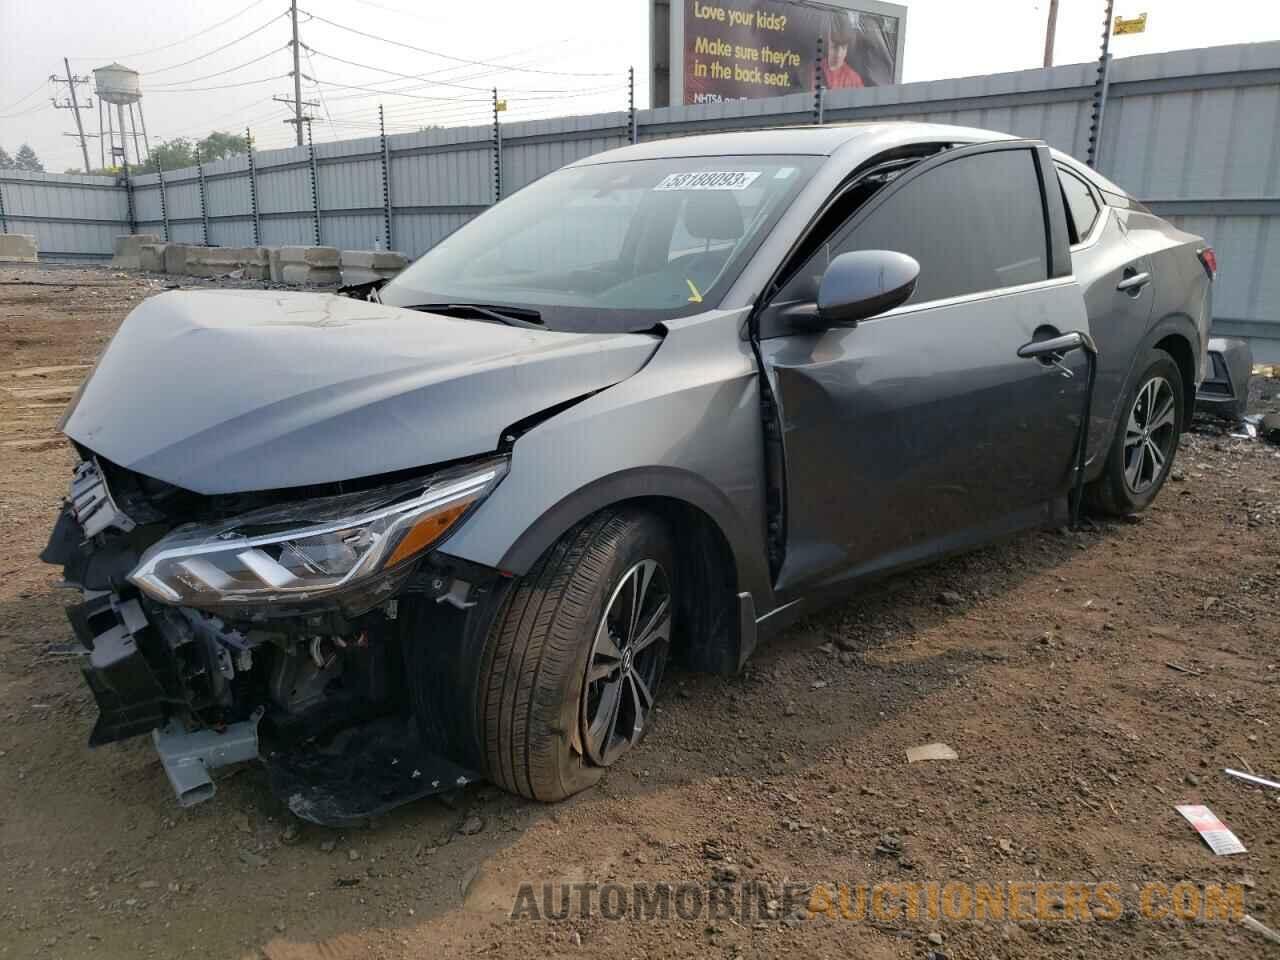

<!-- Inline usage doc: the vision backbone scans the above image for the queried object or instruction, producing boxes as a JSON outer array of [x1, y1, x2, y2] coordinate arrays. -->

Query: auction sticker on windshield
[[654, 171, 762, 191]]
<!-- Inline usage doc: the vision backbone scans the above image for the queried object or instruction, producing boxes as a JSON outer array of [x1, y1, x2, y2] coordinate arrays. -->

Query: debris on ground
[[1224, 769, 1280, 791], [906, 742, 959, 763], [1175, 804, 1247, 855], [1262, 411, 1280, 443], [1241, 914, 1280, 946]]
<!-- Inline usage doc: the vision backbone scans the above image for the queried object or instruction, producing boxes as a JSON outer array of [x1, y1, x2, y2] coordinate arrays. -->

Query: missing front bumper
[[68, 592, 174, 745]]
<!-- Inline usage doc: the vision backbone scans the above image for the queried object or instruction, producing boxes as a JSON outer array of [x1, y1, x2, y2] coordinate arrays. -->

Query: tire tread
[[478, 510, 639, 801]]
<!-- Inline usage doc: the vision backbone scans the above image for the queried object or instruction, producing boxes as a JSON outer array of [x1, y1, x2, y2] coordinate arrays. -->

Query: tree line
[[0, 144, 44, 172], [0, 131, 249, 177]]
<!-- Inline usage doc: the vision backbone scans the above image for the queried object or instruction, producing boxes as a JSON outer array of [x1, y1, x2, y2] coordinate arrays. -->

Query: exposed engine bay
[[43, 455, 502, 824]]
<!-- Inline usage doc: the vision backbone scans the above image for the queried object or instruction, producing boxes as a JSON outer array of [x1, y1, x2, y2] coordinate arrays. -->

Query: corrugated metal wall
[[0, 170, 128, 258], [3, 41, 1277, 350]]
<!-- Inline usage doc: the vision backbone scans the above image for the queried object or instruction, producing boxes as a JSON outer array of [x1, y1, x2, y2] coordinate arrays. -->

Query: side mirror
[[811, 250, 920, 329]]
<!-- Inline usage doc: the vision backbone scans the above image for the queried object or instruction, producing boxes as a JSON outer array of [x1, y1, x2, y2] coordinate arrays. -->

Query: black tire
[[1087, 348, 1185, 517], [476, 508, 675, 801]]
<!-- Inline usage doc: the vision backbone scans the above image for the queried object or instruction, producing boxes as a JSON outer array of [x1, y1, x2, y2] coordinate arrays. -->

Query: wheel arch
[[491, 467, 772, 675], [1150, 322, 1198, 418]]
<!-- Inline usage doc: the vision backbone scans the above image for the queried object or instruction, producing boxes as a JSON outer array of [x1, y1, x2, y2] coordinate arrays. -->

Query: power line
[[146, 73, 291, 93], [301, 47, 334, 127], [303, 46, 619, 95], [142, 12, 287, 76], [299, 41, 593, 107], [73, 0, 273, 63], [299, 11, 618, 77], [311, 78, 491, 103], [0, 99, 48, 121], [0, 77, 50, 113], [149, 46, 287, 87]]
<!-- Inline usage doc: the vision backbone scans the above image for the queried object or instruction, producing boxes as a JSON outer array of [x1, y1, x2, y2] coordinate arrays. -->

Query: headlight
[[129, 457, 506, 608]]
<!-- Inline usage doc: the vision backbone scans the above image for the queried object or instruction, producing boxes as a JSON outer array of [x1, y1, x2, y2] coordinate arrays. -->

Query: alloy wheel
[[579, 559, 671, 767], [1123, 375, 1177, 494]]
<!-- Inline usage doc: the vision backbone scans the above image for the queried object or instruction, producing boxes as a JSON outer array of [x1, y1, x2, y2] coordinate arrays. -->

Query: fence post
[[246, 127, 261, 247], [195, 147, 210, 246], [814, 36, 825, 124], [379, 104, 393, 251], [157, 158, 170, 242], [122, 171, 136, 236], [628, 66, 637, 144], [492, 88, 502, 204], [306, 121, 321, 245], [1087, 0, 1116, 168], [0, 180, 7, 234]]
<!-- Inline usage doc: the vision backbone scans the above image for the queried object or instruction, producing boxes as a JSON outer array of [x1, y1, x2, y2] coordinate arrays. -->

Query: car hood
[[62, 290, 659, 494]]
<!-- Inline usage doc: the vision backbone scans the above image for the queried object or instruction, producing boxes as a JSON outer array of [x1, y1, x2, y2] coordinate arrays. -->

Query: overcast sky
[[2, 0, 1278, 171]]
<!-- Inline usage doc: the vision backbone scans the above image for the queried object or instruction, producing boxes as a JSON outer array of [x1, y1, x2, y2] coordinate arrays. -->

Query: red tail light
[[1198, 247, 1217, 279]]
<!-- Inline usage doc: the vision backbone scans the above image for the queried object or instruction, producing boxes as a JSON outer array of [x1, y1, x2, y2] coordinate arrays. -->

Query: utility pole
[[52, 58, 93, 172], [1043, 0, 1060, 68], [290, 0, 303, 145], [275, 3, 318, 151]]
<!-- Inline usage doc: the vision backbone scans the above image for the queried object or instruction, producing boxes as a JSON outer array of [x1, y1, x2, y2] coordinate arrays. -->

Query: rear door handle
[[1117, 269, 1151, 293]]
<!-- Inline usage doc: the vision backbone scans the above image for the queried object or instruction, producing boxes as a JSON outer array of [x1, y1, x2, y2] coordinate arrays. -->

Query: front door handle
[[1117, 269, 1151, 294]]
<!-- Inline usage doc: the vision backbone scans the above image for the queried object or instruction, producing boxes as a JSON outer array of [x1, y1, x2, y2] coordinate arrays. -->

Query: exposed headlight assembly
[[129, 457, 506, 609]]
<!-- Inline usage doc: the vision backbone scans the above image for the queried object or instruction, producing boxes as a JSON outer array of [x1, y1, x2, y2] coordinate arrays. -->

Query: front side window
[[381, 155, 821, 333], [779, 148, 1049, 308]]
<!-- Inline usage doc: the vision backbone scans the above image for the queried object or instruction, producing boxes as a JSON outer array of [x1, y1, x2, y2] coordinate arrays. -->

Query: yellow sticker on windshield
[[686, 278, 704, 303], [655, 171, 761, 191]]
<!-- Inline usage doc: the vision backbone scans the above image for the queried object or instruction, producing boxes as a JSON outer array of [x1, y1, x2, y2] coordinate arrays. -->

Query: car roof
[[570, 121, 1136, 202], [568, 121, 1016, 166]]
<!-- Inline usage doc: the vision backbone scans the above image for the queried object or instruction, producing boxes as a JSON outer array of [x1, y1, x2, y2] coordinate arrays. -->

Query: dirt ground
[[1, 264, 1278, 960]]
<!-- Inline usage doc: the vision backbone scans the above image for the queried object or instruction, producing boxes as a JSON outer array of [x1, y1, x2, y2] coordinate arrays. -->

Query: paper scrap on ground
[[1176, 804, 1247, 855], [907, 742, 958, 763]]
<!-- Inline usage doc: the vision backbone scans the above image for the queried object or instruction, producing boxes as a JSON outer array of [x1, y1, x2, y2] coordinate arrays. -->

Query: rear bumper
[[1195, 337, 1252, 421]]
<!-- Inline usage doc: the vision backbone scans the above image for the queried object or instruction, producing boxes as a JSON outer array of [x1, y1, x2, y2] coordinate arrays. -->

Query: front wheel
[[1087, 349, 1184, 516], [476, 509, 675, 801]]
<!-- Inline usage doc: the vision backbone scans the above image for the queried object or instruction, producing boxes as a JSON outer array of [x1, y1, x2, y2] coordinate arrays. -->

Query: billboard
[[651, 0, 906, 107]]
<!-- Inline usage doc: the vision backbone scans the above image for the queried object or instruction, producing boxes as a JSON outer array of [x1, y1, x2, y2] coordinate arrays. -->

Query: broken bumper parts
[[45, 458, 502, 823]]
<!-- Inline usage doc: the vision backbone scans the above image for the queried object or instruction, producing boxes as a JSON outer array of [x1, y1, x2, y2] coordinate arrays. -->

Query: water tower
[[93, 63, 149, 170]]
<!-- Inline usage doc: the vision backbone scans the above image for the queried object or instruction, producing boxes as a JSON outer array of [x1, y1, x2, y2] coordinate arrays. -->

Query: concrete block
[[138, 243, 168, 273], [163, 244, 190, 275], [182, 247, 218, 278], [339, 249, 409, 286], [268, 248, 283, 284], [238, 247, 270, 280], [281, 263, 341, 286], [340, 250, 408, 271], [0, 233, 38, 263], [279, 245, 339, 268], [110, 234, 161, 269]]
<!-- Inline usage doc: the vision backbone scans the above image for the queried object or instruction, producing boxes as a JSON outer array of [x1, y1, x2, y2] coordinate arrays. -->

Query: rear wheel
[[476, 509, 674, 801], [1087, 349, 1184, 516]]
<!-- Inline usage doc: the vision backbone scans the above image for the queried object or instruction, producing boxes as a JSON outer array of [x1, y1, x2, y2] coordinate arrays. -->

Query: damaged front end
[[43, 455, 508, 824]]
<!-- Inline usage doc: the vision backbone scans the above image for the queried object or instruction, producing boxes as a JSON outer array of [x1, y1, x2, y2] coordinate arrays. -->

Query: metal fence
[[2, 40, 1277, 355]]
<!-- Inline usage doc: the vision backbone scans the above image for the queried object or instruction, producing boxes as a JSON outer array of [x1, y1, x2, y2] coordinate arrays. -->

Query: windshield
[[380, 155, 822, 333]]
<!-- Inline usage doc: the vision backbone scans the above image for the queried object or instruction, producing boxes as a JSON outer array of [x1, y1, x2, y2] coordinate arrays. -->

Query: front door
[[757, 143, 1091, 597]]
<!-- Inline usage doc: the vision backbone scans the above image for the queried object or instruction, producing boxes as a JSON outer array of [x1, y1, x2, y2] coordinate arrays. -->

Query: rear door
[[1056, 163, 1155, 465], [758, 142, 1091, 597]]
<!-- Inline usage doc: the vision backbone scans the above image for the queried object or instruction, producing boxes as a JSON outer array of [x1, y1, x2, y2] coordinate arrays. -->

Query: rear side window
[[785, 148, 1049, 307], [1058, 167, 1100, 243]]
